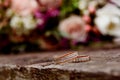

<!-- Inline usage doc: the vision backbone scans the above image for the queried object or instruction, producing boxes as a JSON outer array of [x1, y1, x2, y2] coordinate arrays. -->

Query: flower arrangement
[[0, 0, 120, 53]]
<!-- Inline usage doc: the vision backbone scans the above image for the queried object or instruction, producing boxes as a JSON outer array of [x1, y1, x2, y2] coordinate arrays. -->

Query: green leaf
[[60, 0, 79, 19]]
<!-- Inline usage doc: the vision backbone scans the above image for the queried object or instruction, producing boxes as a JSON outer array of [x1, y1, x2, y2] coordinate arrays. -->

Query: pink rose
[[59, 15, 88, 42], [11, 0, 39, 16]]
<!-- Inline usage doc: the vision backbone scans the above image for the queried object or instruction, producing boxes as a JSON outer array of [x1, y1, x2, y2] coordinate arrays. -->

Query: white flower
[[95, 4, 120, 37], [10, 15, 23, 28], [10, 15, 37, 35], [22, 16, 37, 30], [78, 0, 90, 15], [58, 15, 87, 42], [78, 0, 89, 10]]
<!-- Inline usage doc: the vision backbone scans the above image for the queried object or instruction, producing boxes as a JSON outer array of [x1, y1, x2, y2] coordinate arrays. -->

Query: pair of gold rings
[[53, 51, 90, 64]]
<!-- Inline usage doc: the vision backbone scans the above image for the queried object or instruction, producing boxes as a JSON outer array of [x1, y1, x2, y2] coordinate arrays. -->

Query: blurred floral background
[[0, 0, 120, 53]]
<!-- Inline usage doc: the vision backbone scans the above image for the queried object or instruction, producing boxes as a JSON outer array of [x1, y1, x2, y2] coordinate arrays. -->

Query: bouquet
[[0, 0, 120, 53]]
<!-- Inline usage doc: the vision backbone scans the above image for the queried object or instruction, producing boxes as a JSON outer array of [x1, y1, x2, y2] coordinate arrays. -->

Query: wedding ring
[[54, 51, 78, 60], [72, 55, 90, 62], [53, 52, 90, 64]]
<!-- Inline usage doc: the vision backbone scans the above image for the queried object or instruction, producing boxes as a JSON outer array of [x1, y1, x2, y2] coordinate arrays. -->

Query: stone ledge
[[0, 49, 120, 80], [0, 64, 120, 80]]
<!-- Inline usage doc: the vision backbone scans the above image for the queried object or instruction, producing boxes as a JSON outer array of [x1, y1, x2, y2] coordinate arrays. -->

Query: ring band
[[53, 52, 90, 64]]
